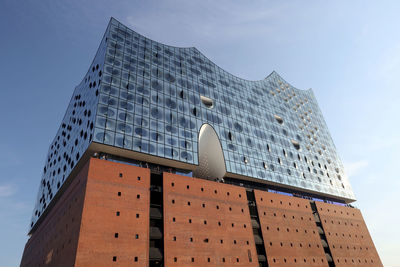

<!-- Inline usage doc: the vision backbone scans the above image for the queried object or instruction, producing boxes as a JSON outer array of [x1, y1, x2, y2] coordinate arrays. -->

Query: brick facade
[[21, 159, 382, 266]]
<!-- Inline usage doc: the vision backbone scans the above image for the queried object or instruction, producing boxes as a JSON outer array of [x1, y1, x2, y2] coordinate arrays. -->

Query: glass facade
[[30, 17, 355, 230]]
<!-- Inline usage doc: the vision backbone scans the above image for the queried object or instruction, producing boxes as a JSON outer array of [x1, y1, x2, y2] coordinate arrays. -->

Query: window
[[291, 140, 300, 150], [201, 95, 214, 108], [113, 256, 117, 262], [192, 107, 198, 116], [117, 192, 121, 196], [228, 131, 234, 141], [274, 114, 283, 124], [263, 162, 268, 169], [115, 233, 118, 238], [116, 211, 120, 216]]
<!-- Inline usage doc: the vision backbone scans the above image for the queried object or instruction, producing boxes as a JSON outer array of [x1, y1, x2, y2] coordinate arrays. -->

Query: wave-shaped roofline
[[110, 17, 312, 92]]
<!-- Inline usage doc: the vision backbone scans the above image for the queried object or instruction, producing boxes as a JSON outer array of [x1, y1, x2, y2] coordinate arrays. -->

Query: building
[[20, 17, 382, 266]]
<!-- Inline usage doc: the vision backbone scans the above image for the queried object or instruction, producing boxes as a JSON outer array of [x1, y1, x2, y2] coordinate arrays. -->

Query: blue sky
[[1, 0, 399, 266]]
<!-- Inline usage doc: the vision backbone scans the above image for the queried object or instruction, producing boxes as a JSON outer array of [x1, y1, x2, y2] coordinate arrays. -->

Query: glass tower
[[30, 17, 355, 231]]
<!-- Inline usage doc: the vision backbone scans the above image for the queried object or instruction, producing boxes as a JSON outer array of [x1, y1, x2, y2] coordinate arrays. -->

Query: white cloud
[[343, 160, 368, 178], [0, 184, 16, 198], [124, 0, 290, 45]]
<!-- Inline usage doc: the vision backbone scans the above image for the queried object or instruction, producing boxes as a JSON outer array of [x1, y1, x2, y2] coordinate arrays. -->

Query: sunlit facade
[[21, 18, 382, 267]]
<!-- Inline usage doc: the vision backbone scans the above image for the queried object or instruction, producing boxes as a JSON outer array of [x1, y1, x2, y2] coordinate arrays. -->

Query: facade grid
[[31, 17, 354, 230]]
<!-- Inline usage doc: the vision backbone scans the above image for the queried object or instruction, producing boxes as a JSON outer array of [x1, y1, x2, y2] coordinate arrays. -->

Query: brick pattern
[[20, 162, 89, 267], [315, 202, 382, 266], [254, 190, 328, 266], [74, 158, 150, 267], [163, 173, 259, 266], [21, 158, 383, 267]]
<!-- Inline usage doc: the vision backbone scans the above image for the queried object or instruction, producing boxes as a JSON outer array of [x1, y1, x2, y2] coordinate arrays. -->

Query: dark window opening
[[228, 131, 234, 141]]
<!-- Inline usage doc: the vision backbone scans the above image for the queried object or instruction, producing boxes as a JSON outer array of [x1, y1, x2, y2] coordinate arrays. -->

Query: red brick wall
[[74, 158, 150, 267], [20, 158, 383, 267], [163, 173, 259, 266], [254, 190, 328, 266], [21, 158, 151, 267], [20, 161, 89, 267], [315, 201, 382, 266]]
